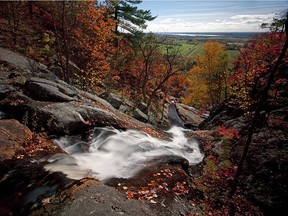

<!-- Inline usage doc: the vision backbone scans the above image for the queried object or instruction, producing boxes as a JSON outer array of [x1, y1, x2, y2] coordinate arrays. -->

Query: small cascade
[[45, 126, 204, 180]]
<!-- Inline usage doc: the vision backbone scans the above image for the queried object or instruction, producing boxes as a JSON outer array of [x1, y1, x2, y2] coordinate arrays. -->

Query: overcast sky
[[139, 0, 288, 32]]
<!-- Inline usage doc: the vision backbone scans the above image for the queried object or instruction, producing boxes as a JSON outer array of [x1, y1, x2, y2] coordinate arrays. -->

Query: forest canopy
[[0, 1, 286, 113]]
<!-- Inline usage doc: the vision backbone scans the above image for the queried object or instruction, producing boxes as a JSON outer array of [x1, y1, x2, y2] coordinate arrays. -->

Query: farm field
[[161, 39, 240, 67], [180, 42, 204, 57], [158, 32, 259, 66], [226, 49, 240, 66]]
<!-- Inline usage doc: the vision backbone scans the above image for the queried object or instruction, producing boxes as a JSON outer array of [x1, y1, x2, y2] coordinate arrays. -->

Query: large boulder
[[175, 103, 203, 127], [0, 90, 130, 135], [78, 90, 114, 110], [153, 100, 205, 129], [132, 108, 149, 123], [25, 77, 78, 102], [0, 47, 58, 81], [32, 180, 156, 216], [37, 102, 120, 135], [107, 93, 123, 109], [0, 119, 62, 160], [0, 119, 30, 160], [99, 91, 123, 109]]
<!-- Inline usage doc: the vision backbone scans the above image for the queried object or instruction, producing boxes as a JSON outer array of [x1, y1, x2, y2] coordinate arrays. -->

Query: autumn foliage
[[2, 1, 285, 117], [0, 1, 191, 111], [230, 32, 288, 111], [184, 41, 229, 108], [216, 125, 240, 139], [72, 2, 116, 87]]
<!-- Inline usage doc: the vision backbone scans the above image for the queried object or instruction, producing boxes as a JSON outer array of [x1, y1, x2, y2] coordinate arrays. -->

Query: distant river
[[158, 32, 261, 39], [172, 33, 222, 37]]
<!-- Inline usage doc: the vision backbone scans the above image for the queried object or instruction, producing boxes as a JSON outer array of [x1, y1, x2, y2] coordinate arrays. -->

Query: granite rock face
[[0, 48, 160, 136]]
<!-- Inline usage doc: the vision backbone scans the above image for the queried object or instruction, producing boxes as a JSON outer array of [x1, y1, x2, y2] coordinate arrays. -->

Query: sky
[[139, 0, 288, 32]]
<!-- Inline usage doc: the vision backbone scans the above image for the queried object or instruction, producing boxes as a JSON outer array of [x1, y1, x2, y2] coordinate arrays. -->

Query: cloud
[[145, 11, 280, 32], [231, 13, 275, 23], [145, 16, 266, 32]]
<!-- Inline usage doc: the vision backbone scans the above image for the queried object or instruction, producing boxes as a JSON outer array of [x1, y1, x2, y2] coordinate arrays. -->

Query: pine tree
[[105, 0, 156, 34]]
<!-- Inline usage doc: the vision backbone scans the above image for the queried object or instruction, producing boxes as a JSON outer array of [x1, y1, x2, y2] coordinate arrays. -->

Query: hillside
[[0, 1, 288, 215]]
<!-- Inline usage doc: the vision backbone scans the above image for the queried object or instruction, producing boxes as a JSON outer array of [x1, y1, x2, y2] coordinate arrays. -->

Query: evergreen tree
[[105, 0, 156, 34]]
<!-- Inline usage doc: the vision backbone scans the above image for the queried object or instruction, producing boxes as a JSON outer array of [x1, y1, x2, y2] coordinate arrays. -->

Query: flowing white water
[[45, 126, 204, 180]]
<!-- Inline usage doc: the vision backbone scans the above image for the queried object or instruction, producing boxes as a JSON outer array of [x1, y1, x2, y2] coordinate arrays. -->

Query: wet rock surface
[[0, 160, 75, 216]]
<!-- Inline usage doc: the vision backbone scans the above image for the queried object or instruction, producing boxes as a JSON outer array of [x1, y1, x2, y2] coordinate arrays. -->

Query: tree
[[183, 66, 210, 108], [48, 1, 84, 83], [261, 11, 287, 32], [184, 41, 229, 108], [147, 44, 188, 107], [35, 1, 116, 86], [135, 33, 162, 103], [133, 34, 191, 115], [0, 1, 26, 46], [230, 32, 288, 112], [110, 33, 191, 117], [72, 1, 116, 88], [166, 74, 188, 99], [105, 0, 156, 34]]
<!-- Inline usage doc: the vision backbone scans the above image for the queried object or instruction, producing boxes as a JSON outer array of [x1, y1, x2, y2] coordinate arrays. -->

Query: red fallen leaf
[[172, 182, 189, 195], [127, 191, 134, 199]]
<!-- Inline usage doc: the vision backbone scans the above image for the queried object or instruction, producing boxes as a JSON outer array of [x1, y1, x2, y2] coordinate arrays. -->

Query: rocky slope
[[0, 47, 168, 137], [0, 47, 202, 215], [199, 99, 288, 214]]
